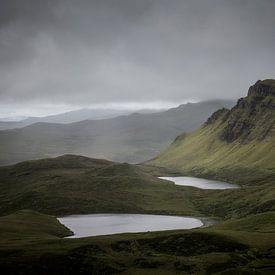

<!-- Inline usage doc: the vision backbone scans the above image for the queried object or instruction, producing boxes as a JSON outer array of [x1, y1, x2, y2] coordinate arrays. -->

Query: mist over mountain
[[0, 108, 163, 130], [1, 0, 275, 273], [150, 79, 275, 178], [1, 81, 275, 275], [0, 99, 234, 165]]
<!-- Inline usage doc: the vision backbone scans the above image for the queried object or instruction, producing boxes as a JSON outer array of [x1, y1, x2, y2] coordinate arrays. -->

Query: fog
[[0, 0, 274, 118]]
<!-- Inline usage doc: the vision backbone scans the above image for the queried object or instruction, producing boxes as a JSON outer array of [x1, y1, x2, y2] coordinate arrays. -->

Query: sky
[[0, 0, 275, 118]]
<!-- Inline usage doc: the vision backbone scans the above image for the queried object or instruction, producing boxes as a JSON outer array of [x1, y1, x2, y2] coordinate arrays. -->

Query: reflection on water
[[58, 213, 203, 238], [159, 176, 239, 189]]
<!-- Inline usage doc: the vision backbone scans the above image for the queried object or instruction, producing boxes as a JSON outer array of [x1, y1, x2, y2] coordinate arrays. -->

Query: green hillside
[[0, 154, 206, 217], [150, 79, 275, 183], [0, 80, 274, 274], [0, 209, 72, 241], [2, 153, 274, 221]]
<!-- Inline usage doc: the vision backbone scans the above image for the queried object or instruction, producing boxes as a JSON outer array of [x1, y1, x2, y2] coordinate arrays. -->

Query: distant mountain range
[[0, 108, 164, 130], [0, 100, 235, 165], [0, 83, 273, 275], [150, 79, 275, 181]]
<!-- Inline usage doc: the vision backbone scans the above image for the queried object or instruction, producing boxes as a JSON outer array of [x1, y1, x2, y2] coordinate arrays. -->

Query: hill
[[1, 82, 274, 274], [149, 80, 275, 183], [1, 153, 274, 220], [0, 154, 205, 216], [0, 100, 235, 165], [0, 108, 161, 130], [0, 209, 72, 240]]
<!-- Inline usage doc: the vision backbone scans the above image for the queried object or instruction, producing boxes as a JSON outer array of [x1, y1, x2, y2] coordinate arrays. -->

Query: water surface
[[159, 176, 239, 189], [58, 214, 203, 238]]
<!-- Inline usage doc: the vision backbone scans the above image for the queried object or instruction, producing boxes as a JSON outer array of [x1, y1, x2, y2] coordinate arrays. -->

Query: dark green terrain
[[1, 154, 274, 219], [0, 152, 274, 274], [0, 154, 205, 217], [0, 80, 274, 274], [0, 210, 274, 274]]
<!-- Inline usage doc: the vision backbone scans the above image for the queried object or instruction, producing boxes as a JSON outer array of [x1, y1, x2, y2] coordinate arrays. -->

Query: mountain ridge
[[149, 80, 275, 182], [0, 100, 235, 165], [0, 108, 165, 131]]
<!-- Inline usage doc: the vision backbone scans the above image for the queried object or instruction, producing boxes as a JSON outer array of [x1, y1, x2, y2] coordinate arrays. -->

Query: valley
[[0, 80, 274, 274], [0, 100, 234, 165], [1, 1, 275, 274]]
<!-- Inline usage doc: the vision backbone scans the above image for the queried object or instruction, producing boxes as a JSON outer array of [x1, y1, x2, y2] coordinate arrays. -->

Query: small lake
[[58, 214, 203, 238], [159, 176, 239, 189]]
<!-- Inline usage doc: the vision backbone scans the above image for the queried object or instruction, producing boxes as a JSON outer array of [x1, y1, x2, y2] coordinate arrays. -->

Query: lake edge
[[58, 213, 205, 238], [158, 176, 240, 189]]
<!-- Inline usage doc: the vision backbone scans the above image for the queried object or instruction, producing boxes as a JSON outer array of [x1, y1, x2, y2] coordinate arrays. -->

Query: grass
[[0, 210, 274, 274], [0, 148, 274, 274], [0, 155, 204, 217], [149, 125, 275, 179], [213, 212, 275, 233], [0, 155, 274, 274], [1, 154, 274, 220], [149, 79, 275, 179], [0, 80, 274, 274], [0, 209, 72, 242]]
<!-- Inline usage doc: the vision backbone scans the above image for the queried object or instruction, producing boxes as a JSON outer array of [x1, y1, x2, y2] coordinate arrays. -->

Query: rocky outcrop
[[205, 108, 229, 125], [248, 79, 275, 98], [220, 80, 275, 143]]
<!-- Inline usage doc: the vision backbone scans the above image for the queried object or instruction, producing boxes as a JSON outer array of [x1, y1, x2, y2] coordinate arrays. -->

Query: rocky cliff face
[[210, 79, 275, 143], [149, 79, 275, 175], [248, 79, 275, 97]]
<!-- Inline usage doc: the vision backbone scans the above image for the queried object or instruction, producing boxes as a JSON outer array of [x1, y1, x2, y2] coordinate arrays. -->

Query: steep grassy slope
[[0, 210, 274, 274], [0, 100, 234, 165], [150, 80, 275, 182], [148, 80, 275, 218]]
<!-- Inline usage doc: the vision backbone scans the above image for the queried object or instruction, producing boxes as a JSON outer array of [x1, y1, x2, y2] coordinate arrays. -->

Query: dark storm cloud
[[0, 0, 275, 109]]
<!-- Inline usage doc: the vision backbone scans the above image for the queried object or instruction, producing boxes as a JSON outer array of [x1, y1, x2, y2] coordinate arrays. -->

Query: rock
[[220, 80, 275, 143]]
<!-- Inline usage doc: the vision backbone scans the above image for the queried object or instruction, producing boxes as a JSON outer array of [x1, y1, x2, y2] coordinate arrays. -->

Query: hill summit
[[149, 79, 275, 182], [219, 79, 275, 142]]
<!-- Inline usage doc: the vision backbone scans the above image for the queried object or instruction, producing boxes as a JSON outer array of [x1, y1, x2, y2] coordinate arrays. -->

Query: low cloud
[[0, 0, 274, 115]]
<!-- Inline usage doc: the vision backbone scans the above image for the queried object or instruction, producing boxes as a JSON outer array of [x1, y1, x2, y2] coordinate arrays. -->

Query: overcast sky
[[0, 0, 275, 118]]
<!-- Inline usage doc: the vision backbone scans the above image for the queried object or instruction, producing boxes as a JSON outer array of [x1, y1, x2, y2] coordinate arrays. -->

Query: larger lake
[[58, 214, 203, 238], [159, 176, 239, 189]]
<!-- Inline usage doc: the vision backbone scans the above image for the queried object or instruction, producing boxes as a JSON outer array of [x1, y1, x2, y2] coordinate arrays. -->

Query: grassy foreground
[[0, 210, 274, 274], [0, 209, 72, 241], [0, 155, 274, 274], [0, 157, 274, 274]]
